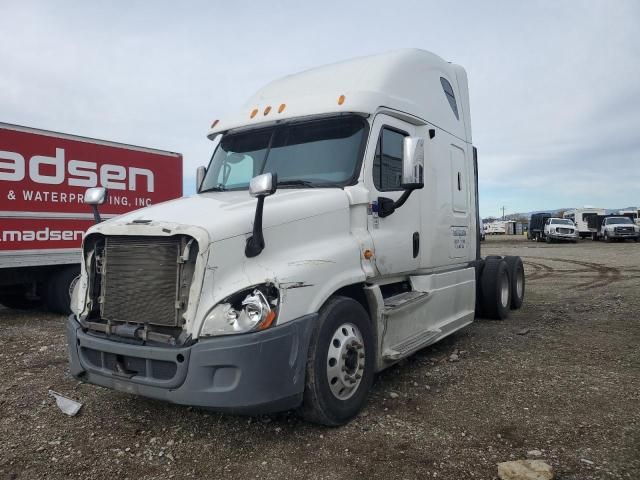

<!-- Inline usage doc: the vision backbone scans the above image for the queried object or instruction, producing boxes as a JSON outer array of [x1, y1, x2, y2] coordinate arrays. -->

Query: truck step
[[383, 329, 442, 361], [383, 290, 429, 312]]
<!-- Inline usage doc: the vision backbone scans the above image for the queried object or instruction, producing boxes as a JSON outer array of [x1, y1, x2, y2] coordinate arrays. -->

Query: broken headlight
[[200, 285, 279, 337]]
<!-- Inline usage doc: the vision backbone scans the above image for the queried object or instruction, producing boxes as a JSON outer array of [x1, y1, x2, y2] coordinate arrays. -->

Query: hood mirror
[[196, 166, 206, 191], [246, 173, 278, 257], [84, 187, 108, 223], [249, 172, 278, 197]]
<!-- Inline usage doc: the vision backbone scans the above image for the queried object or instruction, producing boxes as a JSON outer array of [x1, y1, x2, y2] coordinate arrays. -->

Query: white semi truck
[[66, 49, 525, 425]]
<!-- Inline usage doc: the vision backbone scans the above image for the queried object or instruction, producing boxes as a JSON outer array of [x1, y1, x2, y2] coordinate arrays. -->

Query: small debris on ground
[[497, 459, 554, 480], [517, 328, 530, 335], [48, 390, 82, 417]]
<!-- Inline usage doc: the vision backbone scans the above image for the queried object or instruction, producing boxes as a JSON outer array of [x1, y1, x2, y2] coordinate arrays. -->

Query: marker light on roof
[[250, 109, 258, 119], [210, 120, 219, 128], [338, 94, 346, 105], [263, 106, 272, 116], [278, 103, 286, 113]]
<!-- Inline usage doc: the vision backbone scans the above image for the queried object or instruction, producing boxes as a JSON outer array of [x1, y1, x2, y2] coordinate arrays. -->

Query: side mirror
[[249, 172, 277, 197], [196, 166, 206, 191], [377, 137, 425, 218], [246, 173, 278, 257], [401, 136, 425, 189], [84, 187, 108, 223]]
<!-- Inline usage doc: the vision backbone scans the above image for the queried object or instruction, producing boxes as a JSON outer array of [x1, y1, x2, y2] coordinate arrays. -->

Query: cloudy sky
[[1, 0, 638, 218]]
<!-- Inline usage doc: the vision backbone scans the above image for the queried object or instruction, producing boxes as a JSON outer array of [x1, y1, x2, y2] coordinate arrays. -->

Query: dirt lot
[[1, 236, 639, 480]]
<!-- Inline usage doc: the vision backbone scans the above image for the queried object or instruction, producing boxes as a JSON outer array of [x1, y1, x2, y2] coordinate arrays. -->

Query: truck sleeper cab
[[67, 49, 525, 425]]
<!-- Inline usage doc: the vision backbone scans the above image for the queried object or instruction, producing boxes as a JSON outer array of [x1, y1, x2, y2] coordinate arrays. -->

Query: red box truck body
[[0, 122, 183, 312]]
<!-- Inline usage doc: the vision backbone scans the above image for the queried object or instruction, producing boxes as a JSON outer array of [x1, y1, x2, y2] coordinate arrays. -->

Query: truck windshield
[[550, 219, 573, 225], [607, 217, 632, 224], [200, 115, 367, 192]]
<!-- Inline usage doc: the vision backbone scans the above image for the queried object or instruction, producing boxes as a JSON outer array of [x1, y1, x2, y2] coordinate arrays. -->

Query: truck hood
[[99, 189, 351, 243]]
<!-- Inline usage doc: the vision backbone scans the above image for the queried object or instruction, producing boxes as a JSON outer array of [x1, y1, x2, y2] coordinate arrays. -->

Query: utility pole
[[501, 206, 506, 220]]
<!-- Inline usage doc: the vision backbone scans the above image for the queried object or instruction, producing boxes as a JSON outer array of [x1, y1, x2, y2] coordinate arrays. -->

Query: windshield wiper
[[278, 179, 319, 188], [199, 184, 227, 193]]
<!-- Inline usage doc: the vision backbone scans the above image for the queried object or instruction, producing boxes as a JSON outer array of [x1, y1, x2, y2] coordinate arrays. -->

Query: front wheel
[[300, 296, 375, 426], [604, 232, 610, 243]]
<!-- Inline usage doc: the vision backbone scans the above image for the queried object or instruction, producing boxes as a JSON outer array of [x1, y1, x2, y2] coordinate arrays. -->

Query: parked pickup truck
[[66, 49, 526, 426], [598, 216, 639, 242], [543, 217, 578, 243]]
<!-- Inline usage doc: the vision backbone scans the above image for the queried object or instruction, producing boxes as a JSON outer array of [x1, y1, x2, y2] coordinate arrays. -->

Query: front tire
[[604, 232, 610, 243], [300, 296, 375, 426]]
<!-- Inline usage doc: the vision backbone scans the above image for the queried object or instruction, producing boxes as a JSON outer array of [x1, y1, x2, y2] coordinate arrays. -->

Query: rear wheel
[[480, 258, 511, 320], [300, 296, 375, 426], [0, 287, 41, 310], [503, 256, 525, 310], [44, 266, 80, 315]]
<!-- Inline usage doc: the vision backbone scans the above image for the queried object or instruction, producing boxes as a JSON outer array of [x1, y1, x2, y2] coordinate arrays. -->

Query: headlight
[[200, 285, 279, 337]]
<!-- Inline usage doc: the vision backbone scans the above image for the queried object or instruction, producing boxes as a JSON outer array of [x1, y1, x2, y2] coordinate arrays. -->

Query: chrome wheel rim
[[326, 323, 365, 400], [500, 273, 510, 307], [516, 269, 524, 299]]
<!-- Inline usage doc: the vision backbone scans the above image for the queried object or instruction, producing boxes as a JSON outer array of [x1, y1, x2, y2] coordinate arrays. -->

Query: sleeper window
[[373, 128, 406, 191], [440, 77, 459, 120]]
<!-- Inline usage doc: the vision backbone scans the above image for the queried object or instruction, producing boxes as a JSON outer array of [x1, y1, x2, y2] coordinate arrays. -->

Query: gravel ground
[[1, 236, 639, 479]]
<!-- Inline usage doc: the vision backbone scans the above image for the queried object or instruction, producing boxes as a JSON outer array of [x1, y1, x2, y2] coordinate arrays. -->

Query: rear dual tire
[[480, 258, 511, 320], [479, 256, 525, 320]]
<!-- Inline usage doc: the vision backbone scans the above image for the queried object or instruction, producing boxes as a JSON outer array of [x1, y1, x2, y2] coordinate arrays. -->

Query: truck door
[[365, 114, 422, 275]]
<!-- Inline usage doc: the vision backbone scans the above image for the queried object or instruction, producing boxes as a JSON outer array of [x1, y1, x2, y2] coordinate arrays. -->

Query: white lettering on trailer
[[0, 148, 155, 192], [0, 151, 25, 181], [0, 228, 84, 243]]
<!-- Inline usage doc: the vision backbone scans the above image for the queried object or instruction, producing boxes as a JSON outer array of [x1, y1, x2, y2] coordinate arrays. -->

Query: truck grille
[[558, 228, 573, 234], [100, 236, 182, 326]]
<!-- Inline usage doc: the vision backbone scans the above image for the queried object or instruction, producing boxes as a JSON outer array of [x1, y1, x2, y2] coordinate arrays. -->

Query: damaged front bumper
[[66, 314, 316, 414]]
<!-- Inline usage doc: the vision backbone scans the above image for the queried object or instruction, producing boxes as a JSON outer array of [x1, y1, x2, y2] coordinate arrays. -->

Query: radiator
[[100, 236, 181, 326]]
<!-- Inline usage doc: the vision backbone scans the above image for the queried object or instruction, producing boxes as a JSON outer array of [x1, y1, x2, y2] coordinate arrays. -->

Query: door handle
[[413, 232, 420, 258]]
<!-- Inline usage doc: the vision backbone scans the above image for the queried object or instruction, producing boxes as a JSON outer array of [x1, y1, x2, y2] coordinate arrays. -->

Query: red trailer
[[0, 122, 182, 313]]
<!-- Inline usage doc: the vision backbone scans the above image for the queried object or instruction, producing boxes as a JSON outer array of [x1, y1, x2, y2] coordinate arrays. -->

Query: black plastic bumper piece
[[66, 313, 316, 414]]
